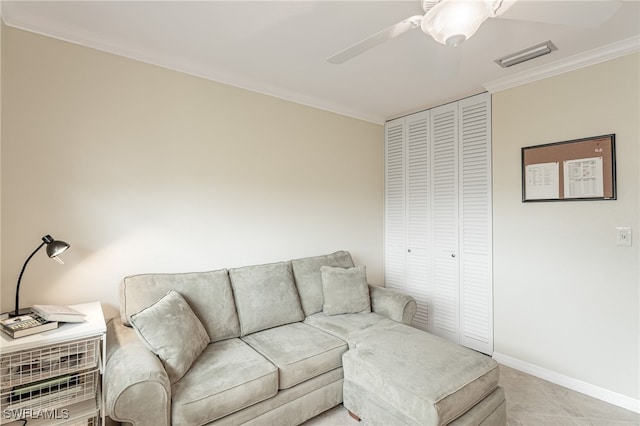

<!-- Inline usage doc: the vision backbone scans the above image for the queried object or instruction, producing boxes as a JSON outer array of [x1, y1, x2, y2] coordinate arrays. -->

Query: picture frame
[[521, 134, 616, 202]]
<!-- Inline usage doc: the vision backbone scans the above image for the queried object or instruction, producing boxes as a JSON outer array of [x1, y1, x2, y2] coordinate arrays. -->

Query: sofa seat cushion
[[291, 251, 355, 316], [342, 322, 499, 426], [241, 322, 347, 390], [229, 261, 305, 336], [171, 338, 278, 425], [304, 312, 396, 349]]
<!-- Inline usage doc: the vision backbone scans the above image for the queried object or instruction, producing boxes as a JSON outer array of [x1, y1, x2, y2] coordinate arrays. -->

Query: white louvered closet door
[[458, 94, 493, 355], [429, 102, 460, 343], [405, 111, 431, 330], [384, 93, 493, 355], [384, 118, 406, 293]]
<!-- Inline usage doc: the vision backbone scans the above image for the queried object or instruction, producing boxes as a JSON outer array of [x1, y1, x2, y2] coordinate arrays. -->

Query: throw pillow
[[130, 290, 209, 383], [321, 265, 371, 315], [291, 251, 355, 316]]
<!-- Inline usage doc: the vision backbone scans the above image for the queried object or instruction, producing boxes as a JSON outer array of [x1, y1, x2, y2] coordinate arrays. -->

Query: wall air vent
[[495, 40, 557, 68]]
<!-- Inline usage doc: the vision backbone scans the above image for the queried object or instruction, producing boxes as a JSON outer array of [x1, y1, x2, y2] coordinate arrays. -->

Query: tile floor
[[302, 365, 639, 426]]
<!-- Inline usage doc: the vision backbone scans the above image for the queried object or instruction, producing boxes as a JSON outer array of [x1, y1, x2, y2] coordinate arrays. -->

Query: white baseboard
[[492, 352, 640, 414]]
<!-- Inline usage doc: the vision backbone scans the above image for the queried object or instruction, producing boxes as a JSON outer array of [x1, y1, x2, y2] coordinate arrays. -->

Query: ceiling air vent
[[495, 40, 557, 68]]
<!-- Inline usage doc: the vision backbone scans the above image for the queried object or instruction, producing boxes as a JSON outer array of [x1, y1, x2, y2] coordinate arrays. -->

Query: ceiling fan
[[327, 0, 622, 64]]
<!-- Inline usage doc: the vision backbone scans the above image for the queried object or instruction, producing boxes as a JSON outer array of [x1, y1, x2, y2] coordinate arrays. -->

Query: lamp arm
[[14, 242, 46, 317]]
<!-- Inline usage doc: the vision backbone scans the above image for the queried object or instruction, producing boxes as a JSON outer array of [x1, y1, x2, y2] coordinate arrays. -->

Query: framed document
[[521, 134, 616, 202]]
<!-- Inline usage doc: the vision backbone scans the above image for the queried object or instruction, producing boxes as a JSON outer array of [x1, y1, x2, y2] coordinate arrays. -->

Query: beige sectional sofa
[[104, 251, 505, 425]]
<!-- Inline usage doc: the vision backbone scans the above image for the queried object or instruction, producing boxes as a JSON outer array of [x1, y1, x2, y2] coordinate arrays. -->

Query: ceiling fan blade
[[496, 0, 621, 28], [327, 15, 423, 64]]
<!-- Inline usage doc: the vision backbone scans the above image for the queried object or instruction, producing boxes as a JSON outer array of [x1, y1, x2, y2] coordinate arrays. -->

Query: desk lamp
[[10, 234, 70, 317]]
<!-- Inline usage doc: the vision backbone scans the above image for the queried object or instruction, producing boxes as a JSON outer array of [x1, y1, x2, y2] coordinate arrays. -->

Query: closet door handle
[[451, 253, 456, 258]]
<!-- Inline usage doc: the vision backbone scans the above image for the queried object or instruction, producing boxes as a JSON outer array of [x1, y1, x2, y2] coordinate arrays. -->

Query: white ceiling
[[2, 1, 639, 123]]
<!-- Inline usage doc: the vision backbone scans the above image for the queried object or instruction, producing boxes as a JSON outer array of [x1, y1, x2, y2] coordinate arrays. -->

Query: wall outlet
[[616, 227, 632, 246]]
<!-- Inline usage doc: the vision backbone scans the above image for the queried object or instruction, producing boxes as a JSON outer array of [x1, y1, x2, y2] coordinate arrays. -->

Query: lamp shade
[[44, 236, 70, 260], [422, 0, 492, 47]]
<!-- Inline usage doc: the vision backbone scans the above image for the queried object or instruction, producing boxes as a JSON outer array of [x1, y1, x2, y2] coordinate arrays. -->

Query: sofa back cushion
[[120, 269, 240, 342], [229, 261, 304, 336], [291, 251, 355, 316]]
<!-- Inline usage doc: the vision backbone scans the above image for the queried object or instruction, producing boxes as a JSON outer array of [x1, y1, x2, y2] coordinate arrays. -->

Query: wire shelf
[[1, 337, 100, 388]]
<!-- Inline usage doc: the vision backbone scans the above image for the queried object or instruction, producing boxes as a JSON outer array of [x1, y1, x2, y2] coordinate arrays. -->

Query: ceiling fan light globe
[[446, 34, 467, 47], [422, 0, 492, 46]]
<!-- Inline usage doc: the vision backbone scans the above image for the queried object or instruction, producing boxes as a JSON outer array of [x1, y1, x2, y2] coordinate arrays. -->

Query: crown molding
[[483, 36, 640, 93]]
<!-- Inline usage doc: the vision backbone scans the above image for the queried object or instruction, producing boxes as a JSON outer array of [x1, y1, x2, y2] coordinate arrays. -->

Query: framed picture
[[521, 134, 616, 202]]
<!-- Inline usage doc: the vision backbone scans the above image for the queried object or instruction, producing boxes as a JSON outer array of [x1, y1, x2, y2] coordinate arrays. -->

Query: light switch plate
[[616, 227, 632, 246]]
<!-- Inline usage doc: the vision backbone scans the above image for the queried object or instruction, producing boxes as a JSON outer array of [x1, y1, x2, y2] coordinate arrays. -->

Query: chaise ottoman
[[342, 321, 506, 425]]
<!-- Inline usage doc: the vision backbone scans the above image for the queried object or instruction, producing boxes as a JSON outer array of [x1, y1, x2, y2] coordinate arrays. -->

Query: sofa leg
[[348, 411, 361, 422]]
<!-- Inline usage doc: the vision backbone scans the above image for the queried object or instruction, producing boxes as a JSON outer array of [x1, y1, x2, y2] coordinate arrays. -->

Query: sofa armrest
[[368, 284, 417, 325], [105, 317, 171, 426]]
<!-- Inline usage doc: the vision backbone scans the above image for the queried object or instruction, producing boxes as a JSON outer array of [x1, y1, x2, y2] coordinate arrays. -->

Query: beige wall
[[1, 26, 383, 319], [493, 54, 639, 402]]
